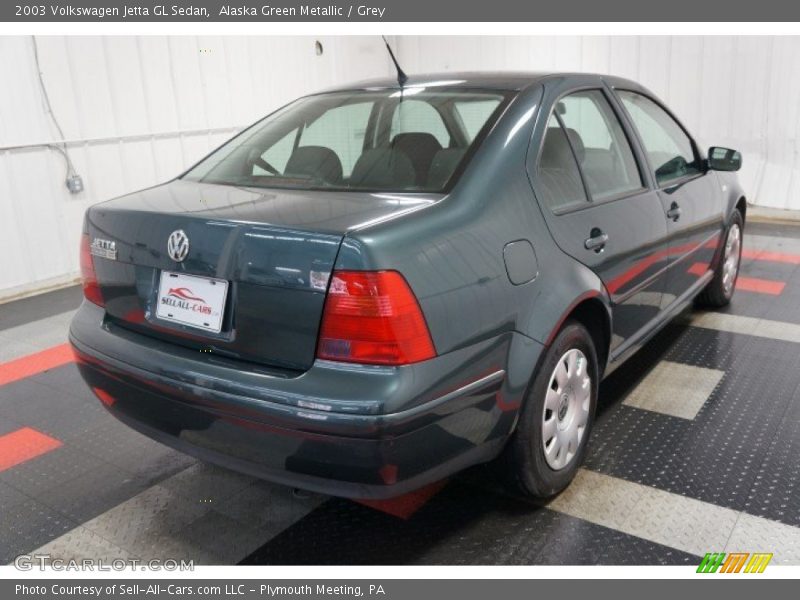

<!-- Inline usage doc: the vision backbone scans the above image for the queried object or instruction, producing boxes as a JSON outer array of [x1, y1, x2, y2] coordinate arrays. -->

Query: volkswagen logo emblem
[[167, 230, 190, 262]]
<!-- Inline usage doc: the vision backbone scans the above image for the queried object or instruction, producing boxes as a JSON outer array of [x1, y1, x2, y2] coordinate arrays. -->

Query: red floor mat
[[0, 343, 74, 387], [0, 427, 62, 472]]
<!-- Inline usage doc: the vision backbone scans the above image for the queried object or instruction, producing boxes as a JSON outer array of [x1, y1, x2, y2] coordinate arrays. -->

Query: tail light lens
[[316, 270, 436, 366], [80, 233, 104, 306]]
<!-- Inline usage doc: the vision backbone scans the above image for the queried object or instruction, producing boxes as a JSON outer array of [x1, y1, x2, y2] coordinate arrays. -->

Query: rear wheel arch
[[564, 297, 611, 378], [542, 293, 611, 379]]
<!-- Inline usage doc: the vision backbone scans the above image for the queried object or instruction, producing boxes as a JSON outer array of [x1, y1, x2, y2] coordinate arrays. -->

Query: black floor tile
[[587, 325, 800, 517], [0, 378, 55, 409], [0, 480, 31, 511], [0, 415, 22, 436], [240, 482, 698, 566], [0, 498, 77, 563], [0, 285, 81, 332], [69, 420, 196, 485], [0, 385, 108, 442], [35, 461, 151, 524], [30, 363, 97, 401], [744, 382, 800, 526], [0, 445, 108, 499]]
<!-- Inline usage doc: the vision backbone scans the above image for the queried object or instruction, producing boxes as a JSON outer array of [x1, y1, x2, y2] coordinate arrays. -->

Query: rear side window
[[557, 90, 643, 202], [617, 90, 701, 186], [536, 114, 589, 212]]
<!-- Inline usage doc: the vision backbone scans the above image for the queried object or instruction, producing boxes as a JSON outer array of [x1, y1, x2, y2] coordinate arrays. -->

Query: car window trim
[[550, 185, 652, 216], [533, 85, 650, 216], [611, 87, 706, 192]]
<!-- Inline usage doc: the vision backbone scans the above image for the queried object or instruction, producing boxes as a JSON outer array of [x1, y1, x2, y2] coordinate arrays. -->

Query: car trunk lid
[[85, 179, 437, 372]]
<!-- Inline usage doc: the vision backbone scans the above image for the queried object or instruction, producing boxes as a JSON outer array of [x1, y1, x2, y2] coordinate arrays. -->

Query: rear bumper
[[70, 301, 541, 498]]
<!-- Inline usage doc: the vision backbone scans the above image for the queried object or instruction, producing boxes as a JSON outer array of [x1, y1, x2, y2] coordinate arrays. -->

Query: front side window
[[183, 89, 509, 193], [617, 90, 701, 186], [557, 90, 643, 202]]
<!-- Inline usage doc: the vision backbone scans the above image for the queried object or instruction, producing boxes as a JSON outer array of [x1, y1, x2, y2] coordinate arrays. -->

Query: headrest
[[284, 146, 343, 185], [564, 128, 586, 162], [349, 149, 416, 188], [541, 127, 578, 169]]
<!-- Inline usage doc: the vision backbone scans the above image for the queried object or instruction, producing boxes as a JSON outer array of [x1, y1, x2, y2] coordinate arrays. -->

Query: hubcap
[[542, 348, 591, 471], [722, 223, 741, 296]]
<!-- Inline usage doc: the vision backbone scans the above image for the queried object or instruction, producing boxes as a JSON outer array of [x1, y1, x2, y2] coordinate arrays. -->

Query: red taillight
[[316, 270, 436, 366], [80, 233, 104, 306]]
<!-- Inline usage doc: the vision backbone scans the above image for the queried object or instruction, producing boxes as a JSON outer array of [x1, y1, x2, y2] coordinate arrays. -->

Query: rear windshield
[[182, 89, 510, 193]]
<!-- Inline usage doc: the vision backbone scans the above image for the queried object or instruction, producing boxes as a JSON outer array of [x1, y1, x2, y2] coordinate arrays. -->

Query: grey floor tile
[[31, 526, 132, 563], [158, 462, 256, 507], [171, 510, 270, 564], [725, 513, 800, 565], [81, 484, 213, 553], [623, 361, 725, 420], [212, 479, 325, 535]]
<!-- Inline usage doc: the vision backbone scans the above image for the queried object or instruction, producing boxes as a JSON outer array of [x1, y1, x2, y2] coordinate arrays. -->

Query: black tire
[[501, 321, 599, 501], [697, 210, 744, 308]]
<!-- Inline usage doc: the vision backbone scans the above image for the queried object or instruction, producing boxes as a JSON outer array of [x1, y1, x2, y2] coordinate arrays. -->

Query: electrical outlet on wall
[[66, 174, 84, 194]]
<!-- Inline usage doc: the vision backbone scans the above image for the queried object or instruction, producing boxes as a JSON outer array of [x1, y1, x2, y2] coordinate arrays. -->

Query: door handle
[[584, 228, 609, 253], [667, 202, 682, 222]]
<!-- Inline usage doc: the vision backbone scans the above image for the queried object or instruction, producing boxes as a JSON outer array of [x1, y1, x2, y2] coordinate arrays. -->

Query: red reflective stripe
[[606, 242, 699, 294], [92, 387, 116, 407], [356, 480, 447, 520], [742, 248, 800, 265], [688, 263, 786, 295], [0, 427, 62, 472], [737, 276, 786, 295], [687, 262, 708, 276], [0, 343, 74, 387]]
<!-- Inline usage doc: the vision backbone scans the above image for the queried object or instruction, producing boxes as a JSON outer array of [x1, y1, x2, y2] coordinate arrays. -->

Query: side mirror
[[708, 146, 742, 172]]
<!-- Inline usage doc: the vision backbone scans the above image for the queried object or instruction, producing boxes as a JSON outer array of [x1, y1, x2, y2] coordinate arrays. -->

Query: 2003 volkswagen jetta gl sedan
[[70, 72, 746, 500]]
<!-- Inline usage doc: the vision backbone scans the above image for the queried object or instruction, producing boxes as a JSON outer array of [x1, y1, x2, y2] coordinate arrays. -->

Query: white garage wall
[[2, 35, 799, 301], [0, 35, 391, 300], [396, 36, 800, 213]]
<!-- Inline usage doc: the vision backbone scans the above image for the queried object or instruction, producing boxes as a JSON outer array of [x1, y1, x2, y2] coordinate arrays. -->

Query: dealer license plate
[[156, 271, 228, 333]]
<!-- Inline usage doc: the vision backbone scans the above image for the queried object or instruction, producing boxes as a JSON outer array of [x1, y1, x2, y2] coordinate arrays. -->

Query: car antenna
[[381, 36, 408, 88]]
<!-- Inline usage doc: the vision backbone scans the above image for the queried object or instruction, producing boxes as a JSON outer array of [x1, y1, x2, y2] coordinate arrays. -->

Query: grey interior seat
[[349, 148, 416, 189], [391, 132, 443, 186]]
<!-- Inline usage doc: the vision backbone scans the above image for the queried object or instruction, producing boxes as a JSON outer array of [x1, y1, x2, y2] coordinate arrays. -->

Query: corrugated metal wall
[[2, 35, 799, 299], [0, 35, 390, 299], [397, 36, 800, 212]]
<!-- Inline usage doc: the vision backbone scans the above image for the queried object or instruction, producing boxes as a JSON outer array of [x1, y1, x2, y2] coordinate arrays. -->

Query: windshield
[[182, 89, 510, 193]]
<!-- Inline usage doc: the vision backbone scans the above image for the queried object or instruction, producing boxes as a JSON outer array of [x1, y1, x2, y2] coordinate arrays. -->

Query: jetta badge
[[167, 230, 190, 262], [90, 238, 116, 260]]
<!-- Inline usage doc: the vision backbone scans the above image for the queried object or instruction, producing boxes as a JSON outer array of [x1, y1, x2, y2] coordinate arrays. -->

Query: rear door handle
[[584, 228, 609, 253], [667, 202, 682, 221]]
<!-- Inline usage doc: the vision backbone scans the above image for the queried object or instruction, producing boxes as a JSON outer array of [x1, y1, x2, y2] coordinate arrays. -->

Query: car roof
[[318, 71, 642, 93]]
